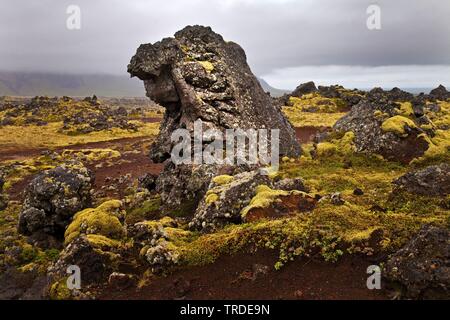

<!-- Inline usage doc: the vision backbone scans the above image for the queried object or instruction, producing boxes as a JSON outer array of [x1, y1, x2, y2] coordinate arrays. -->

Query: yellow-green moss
[[205, 193, 219, 204], [316, 142, 337, 157], [282, 107, 346, 127], [198, 61, 214, 73], [411, 129, 450, 166], [240, 185, 306, 218], [381, 115, 417, 136], [396, 102, 414, 116], [427, 101, 450, 128], [0, 122, 159, 150], [316, 131, 355, 157], [49, 278, 71, 300], [212, 175, 234, 185], [287, 94, 345, 113], [86, 234, 121, 249], [64, 200, 125, 245], [373, 110, 388, 119], [61, 148, 121, 162]]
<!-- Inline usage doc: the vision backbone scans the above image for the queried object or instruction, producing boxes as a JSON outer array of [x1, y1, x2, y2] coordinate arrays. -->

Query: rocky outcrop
[[387, 87, 414, 102], [18, 162, 94, 245], [291, 81, 317, 97], [48, 235, 119, 286], [190, 172, 315, 231], [62, 97, 138, 134], [189, 170, 271, 231], [333, 91, 430, 163], [127, 217, 184, 273], [0, 95, 138, 132], [385, 225, 449, 299], [318, 85, 365, 108], [429, 85, 449, 101], [393, 163, 450, 196], [128, 25, 300, 213]]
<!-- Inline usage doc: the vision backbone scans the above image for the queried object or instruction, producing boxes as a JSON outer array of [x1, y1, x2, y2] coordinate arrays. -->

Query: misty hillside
[[0, 71, 289, 98], [258, 78, 290, 97], [0, 72, 146, 97]]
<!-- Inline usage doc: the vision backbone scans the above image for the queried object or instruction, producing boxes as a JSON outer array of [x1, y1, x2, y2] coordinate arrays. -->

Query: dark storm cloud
[[0, 0, 449, 79]]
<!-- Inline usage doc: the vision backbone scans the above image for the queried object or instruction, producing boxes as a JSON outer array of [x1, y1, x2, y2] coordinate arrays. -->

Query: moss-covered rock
[[17, 161, 94, 245], [190, 170, 272, 231], [241, 185, 316, 222], [64, 200, 125, 245]]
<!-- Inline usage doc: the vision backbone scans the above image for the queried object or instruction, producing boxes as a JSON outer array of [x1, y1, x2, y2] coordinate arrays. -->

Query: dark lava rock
[[393, 163, 450, 196], [429, 85, 449, 101], [385, 225, 449, 299], [334, 96, 430, 163], [291, 81, 317, 97], [128, 25, 300, 213], [317, 85, 365, 109], [48, 236, 117, 285], [18, 162, 94, 243], [387, 87, 414, 102], [138, 173, 158, 191], [274, 177, 308, 192], [190, 170, 271, 231]]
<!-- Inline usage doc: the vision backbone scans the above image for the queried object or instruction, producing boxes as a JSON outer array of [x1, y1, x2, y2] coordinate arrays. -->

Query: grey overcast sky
[[1, 0, 449, 89]]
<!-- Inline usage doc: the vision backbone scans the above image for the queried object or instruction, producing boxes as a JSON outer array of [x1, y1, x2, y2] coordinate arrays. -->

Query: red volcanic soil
[[6, 136, 164, 201], [99, 249, 389, 300], [295, 126, 330, 144], [85, 137, 163, 199]]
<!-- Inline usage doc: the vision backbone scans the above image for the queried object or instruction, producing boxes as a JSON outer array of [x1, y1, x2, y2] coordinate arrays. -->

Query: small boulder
[[393, 163, 450, 196], [190, 170, 271, 231], [241, 185, 316, 223], [384, 225, 449, 299], [273, 177, 308, 192], [48, 235, 120, 286], [18, 162, 94, 243], [291, 81, 317, 97]]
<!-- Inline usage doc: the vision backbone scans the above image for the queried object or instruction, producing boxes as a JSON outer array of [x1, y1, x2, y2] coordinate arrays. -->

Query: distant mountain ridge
[[0, 72, 146, 97], [258, 78, 290, 97], [0, 72, 290, 98]]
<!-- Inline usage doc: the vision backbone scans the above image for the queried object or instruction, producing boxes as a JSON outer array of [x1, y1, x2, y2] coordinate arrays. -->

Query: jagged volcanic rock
[[385, 225, 449, 299], [333, 91, 430, 163], [18, 162, 94, 245], [393, 163, 450, 196], [291, 81, 317, 97], [128, 25, 300, 213], [429, 84, 450, 101]]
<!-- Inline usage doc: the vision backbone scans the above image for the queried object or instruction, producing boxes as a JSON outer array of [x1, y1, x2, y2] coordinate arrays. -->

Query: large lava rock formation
[[128, 25, 300, 213]]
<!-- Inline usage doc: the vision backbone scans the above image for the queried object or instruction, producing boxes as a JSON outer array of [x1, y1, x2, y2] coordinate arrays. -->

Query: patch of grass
[[0, 122, 159, 150], [282, 108, 346, 127]]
